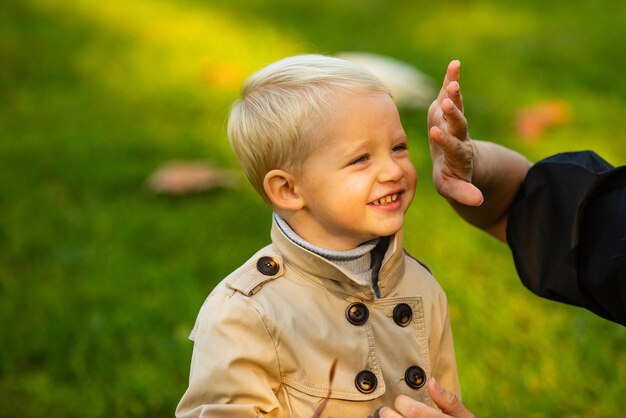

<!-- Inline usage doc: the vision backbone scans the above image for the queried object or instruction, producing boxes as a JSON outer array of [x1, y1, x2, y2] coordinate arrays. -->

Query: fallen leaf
[[516, 100, 572, 143], [146, 161, 238, 195], [310, 359, 338, 418]]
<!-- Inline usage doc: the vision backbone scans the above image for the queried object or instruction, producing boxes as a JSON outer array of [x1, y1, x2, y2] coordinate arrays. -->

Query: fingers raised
[[430, 60, 462, 129], [441, 98, 468, 140], [429, 126, 463, 154], [437, 176, 484, 207], [442, 60, 461, 90], [446, 80, 463, 113]]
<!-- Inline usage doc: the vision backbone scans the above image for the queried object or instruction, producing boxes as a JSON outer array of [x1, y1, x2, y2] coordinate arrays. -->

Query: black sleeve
[[506, 151, 626, 326]]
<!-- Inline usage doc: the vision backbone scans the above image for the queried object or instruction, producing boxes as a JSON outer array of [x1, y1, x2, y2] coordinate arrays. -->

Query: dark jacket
[[507, 151, 626, 326]]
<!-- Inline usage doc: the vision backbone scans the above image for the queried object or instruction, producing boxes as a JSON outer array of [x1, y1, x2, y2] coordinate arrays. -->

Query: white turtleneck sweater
[[274, 213, 387, 298]]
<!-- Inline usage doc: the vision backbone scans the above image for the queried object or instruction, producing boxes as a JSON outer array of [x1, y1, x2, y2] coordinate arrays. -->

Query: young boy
[[176, 54, 460, 418]]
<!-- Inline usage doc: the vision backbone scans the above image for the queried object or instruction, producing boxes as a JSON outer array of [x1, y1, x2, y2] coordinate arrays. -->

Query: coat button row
[[256, 256, 279, 276], [345, 302, 413, 327], [354, 366, 426, 393]]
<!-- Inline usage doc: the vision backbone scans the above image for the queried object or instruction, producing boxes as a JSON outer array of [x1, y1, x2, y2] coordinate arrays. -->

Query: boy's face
[[292, 92, 417, 251]]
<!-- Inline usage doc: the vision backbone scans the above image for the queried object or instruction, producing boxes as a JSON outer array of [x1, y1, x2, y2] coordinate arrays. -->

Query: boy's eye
[[393, 143, 408, 153], [349, 154, 369, 165]]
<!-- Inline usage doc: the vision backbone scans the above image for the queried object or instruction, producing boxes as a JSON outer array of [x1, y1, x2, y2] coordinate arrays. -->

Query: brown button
[[405, 365, 426, 389], [256, 256, 279, 276], [355, 370, 377, 393], [393, 303, 413, 327], [346, 302, 369, 326]]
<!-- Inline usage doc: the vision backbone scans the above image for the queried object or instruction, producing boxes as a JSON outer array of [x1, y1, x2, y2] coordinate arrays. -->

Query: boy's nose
[[378, 158, 404, 183]]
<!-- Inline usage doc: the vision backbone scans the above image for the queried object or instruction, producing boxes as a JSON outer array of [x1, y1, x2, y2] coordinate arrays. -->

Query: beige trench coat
[[177, 220, 460, 418]]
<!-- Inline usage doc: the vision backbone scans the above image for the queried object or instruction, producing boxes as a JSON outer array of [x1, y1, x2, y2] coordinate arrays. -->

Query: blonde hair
[[227, 54, 391, 201]]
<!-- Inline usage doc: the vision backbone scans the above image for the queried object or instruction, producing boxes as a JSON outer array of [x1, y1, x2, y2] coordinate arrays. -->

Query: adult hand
[[427, 60, 483, 207], [379, 378, 475, 418]]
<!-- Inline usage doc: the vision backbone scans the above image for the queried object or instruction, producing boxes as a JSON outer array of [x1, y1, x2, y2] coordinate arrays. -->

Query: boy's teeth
[[373, 193, 399, 205]]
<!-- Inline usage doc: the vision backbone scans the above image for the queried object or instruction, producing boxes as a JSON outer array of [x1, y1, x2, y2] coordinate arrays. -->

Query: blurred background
[[1, 0, 625, 416]]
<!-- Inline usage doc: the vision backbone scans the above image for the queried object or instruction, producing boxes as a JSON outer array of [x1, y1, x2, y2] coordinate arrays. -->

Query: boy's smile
[[287, 92, 417, 251], [370, 193, 399, 206]]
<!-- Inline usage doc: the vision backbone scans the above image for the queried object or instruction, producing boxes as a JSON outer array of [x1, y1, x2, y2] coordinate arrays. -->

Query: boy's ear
[[263, 169, 305, 211]]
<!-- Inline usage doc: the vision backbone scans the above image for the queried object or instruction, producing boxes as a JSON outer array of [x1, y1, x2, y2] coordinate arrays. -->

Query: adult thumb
[[428, 378, 476, 418]]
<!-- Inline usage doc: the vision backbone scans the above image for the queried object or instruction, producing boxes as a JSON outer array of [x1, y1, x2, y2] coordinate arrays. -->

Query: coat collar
[[270, 218, 405, 300]]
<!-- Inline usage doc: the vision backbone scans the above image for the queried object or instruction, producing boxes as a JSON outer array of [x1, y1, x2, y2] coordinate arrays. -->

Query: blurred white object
[[146, 161, 238, 195], [336, 52, 436, 109]]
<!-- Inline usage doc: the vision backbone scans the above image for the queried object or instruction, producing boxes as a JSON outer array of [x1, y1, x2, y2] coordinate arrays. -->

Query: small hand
[[379, 378, 476, 418], [427, 60, 483, 207]]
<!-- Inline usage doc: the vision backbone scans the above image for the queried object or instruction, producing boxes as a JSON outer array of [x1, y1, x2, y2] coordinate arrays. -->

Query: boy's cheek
[[408, 170, 418, 191]]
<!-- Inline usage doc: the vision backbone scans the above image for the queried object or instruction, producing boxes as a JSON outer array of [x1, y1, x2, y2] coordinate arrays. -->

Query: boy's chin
[[374, 224, 404, 239]]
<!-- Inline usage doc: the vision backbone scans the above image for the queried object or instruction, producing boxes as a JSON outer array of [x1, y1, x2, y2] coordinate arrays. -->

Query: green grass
[[1, 0, 625, 416]]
